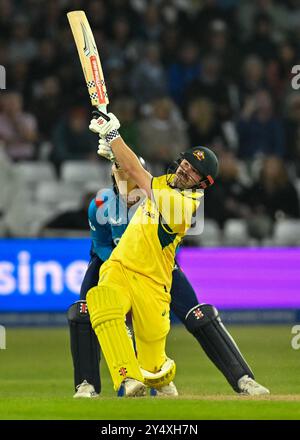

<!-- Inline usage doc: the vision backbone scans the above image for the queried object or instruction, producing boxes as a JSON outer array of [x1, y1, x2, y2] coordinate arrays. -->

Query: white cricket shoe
[[118, 378, 147, 397], [238, 375, 270, 396], [151, 381, 178, 397], [73, 380, 98, 398]]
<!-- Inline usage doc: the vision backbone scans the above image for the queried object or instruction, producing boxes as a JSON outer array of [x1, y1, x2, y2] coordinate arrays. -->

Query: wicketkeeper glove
[[97, 138, 115, 162], [89, 112, 121, 144]]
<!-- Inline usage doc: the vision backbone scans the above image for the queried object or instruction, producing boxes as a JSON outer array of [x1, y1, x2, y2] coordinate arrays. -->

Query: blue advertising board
[[1, 240, 300, 325], [0, 239, 90, 312]]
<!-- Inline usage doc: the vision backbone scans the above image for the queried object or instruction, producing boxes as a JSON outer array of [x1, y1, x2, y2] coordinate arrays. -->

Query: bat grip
[[92, 110, 110, 121]]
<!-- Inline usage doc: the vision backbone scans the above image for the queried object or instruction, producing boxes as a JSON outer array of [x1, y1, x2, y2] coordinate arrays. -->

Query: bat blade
[[67, 10, 109, 111]]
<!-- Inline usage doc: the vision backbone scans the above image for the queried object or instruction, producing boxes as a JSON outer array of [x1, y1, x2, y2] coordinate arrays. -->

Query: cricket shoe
[[150, 381, 178, 397], [238, 375, 270, 396], [73, 380, 98, 398], [117, 378, 147, 397]]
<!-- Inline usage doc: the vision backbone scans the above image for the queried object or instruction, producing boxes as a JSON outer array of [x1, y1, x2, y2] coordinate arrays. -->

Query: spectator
[[50, 107, 97, 171], [0, 0, 14, 41], [104, 58, 128, 102], [8, 16, 38, 63], [204, 151, 249, 228], [206, 19, 241, 81], [243, 13, 277, 61], [238, 0, 289, 40], [284, 93, 300, 173], [106, 15, 137, 67], [0, 91, 38, 161], [87, 0, 109, 34], [277, 40, 298, 84], [160, 26, 182, 66], [246, 156, 300, 238], [237, 89, 285, 159], [238, 56, 266, 107], [130, 43, 167, 105], [138, 3, 162, 41], [187, 98, 227, 148], [30, 76, 62, 140], [110, 97, 140, 154], [0, 0, 299, 242], [29, 40, 59, 82], [185, 54, 232, 120], [8, 61, 30, 100], [191, 0, 229, 41], [138, 97, 188, 169], [168, 40, 201, 107]]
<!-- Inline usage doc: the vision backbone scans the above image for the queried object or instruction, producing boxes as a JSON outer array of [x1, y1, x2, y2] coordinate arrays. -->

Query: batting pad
[[87, 285, 144, 390], [141, 358, 176, 389]]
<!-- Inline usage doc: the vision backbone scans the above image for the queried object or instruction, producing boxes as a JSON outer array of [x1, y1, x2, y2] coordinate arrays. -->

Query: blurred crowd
[[1, 0, 300, 241]]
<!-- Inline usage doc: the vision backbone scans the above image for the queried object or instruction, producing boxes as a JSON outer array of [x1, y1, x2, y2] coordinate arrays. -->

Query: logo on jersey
[[119, 367, 128, 377], [193, 307, 204, 320], [193, 150, 205, 161]]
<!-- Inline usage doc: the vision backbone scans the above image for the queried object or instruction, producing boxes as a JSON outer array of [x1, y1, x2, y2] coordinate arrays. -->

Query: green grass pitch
[[0, 325, 299, 420]]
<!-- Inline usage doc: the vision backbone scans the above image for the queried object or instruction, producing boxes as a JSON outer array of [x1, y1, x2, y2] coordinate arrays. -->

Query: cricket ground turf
[[0, 325, 299, 420]]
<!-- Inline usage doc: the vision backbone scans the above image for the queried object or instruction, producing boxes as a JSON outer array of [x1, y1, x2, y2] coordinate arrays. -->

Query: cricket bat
[[67, 10, 110, 120]]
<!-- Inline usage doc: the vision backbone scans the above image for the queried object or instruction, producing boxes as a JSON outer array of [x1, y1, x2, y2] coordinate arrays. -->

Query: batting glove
[[89, 112, 121, 144], [97, 138, 115, 162]]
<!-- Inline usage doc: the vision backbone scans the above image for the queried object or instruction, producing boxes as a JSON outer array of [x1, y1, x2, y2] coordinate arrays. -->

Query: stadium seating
[[273, 219, 300, 246], [35, 181, 84, 209], [223, 219, 250, 246], [61, 161, 111, 186], [194, 219, 222, 247], [15, 161, 56, 185]]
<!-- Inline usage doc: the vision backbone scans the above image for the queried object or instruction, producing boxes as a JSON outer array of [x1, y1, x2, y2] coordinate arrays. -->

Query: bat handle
[[92, 110, 110, 121]]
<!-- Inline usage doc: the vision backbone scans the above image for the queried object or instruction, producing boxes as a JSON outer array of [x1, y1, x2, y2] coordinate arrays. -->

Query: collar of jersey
[[167, 174, 203, 200]]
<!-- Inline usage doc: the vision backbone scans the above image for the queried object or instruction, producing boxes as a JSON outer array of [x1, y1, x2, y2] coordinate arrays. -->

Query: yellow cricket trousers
[[98, 259, 171, 373]]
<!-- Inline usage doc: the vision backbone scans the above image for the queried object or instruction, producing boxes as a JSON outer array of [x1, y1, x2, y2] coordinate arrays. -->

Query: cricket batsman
[[81, 111, 270, 397], [68, 152, 270, 397]]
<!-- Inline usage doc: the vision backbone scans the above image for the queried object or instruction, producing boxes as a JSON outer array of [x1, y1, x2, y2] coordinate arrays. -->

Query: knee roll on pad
[[185, 304, 254, 392], [185, 304, 219, 332], [141, 358, 176, 389], [67, 300, 90, 323], [87, 285, 124, 329]]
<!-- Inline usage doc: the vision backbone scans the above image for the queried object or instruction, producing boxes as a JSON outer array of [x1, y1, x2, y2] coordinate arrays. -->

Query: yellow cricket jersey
[[108, 175, 203, 290]]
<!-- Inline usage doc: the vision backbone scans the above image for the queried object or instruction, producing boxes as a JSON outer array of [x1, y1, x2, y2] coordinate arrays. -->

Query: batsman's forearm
[[110, 137, 143, 178]]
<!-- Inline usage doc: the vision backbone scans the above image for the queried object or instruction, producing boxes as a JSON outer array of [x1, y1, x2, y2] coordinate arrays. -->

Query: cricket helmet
[[178, 146, 219, 189]]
